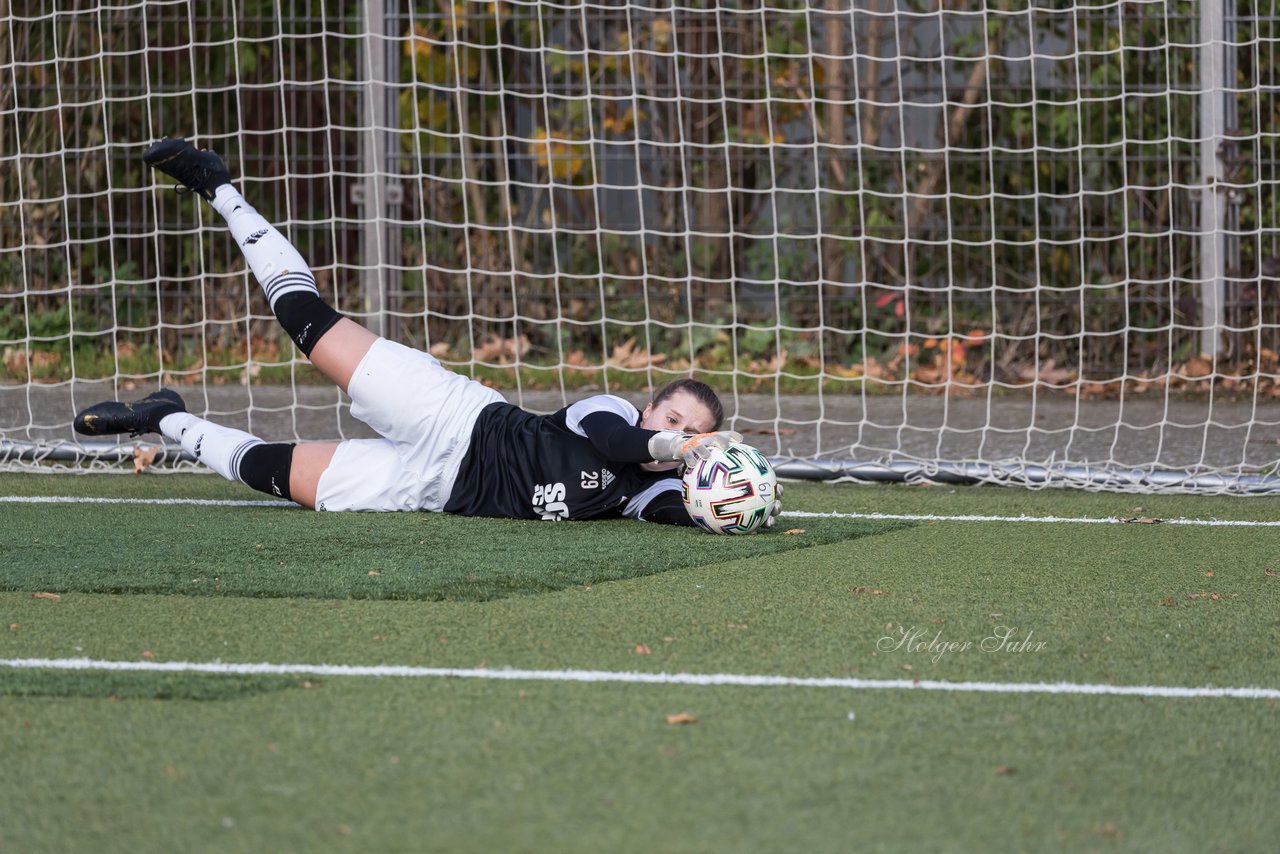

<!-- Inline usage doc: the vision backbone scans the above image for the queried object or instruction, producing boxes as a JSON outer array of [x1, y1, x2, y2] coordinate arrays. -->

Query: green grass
[[0, 498, 896, 601], [1, 472, 1279, 852], [8, 682, 1275, 853]]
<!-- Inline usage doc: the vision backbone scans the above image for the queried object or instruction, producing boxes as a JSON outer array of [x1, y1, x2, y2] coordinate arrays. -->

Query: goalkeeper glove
[[648, 430, 744, 467], [764, 482, 784, 528]]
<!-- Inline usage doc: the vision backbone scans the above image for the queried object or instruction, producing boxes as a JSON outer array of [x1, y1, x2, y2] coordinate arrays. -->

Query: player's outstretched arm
[[648, 429, 744, 467], [576, 409, 741, 467], [635, 489, 698, 526], [575, 410, 662, 462]]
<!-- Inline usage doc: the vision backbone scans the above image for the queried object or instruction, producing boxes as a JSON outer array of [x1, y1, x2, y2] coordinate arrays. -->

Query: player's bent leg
[[337, 339, 505, 511], [144, 138, 349, 365], [344, 338, 505, 449], [211, 194, 347, 359], [311, 438, 437, 512], [288, 442, 339, 509], [157, 411, 296, 501], [305, 317, 379, 394], [210, 185, 367, 386]]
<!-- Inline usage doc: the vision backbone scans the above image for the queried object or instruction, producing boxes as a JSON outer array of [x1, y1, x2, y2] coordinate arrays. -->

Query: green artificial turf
[[1, 471, 1278, 852], [0, 669, 299, 701], [3, 679, 1277, 853], [0, 497, 900, 601]]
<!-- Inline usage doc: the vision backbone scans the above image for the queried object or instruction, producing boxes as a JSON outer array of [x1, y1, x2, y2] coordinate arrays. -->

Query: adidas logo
[[601, 468, 615, 489], [243, 229, 268, 245]]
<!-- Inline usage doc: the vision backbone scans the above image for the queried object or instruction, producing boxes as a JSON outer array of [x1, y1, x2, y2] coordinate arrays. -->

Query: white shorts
[[313, 338, 505, 512]]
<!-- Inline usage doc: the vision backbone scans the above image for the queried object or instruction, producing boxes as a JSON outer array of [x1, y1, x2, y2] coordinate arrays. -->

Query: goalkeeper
[[75, 138, 779, 527]]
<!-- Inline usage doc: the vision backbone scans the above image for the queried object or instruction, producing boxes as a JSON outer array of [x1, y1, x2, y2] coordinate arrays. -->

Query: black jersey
[[443, 398, 680, 521]]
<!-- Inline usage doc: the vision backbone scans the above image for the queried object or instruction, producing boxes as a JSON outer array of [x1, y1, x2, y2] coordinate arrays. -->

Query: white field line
[[1, 657, 1277, 700], [783, 510, 1280, 527], [0, 495, 295, 507], [2, 494, 1278, 527]]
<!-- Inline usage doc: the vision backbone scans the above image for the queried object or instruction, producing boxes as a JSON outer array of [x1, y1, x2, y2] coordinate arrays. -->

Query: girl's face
[[639, 389, 716, 472]]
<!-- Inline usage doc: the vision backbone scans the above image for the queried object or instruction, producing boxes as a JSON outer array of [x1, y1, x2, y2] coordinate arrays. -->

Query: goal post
[[1, 0, 1278, 492]]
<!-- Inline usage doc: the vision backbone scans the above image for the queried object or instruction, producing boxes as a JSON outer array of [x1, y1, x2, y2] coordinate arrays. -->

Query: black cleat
[[143, 137, 231, 201], [74, 389, 187, 437]]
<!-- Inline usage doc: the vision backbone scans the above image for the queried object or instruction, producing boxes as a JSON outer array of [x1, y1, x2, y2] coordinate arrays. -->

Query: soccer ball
[[681, 443, 777, 534]]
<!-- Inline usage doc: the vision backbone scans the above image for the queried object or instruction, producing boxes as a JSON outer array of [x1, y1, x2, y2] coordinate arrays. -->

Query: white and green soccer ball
[[681, 443, 777, 535]]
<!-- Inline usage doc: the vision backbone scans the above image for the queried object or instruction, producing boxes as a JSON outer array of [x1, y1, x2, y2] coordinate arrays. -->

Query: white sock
[[160, 412, 262, 484], [209, 185, 320, 311]]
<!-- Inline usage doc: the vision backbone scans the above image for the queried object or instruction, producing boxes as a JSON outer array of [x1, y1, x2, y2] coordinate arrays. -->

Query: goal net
[[2, 0, 1278, 492]]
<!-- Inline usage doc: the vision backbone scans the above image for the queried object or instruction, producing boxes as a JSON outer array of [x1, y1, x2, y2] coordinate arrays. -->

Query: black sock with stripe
[[272, 291, 342, 356], [237, 442, 296, 501]]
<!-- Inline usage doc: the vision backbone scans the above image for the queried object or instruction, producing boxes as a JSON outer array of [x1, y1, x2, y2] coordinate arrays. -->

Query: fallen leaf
[[665, 712, 698, 725], [8, 623, 18, 632], [30, 350, 61, 370], [1160, 596, 1175, 606], [132, 445, 159, 474], [1016, 358, 1076, 386], [3, 346, 27, 374], [141, 650, 155, 660], [607, 337, 666, 370], [473, 334, 530, 365], [784, 528, 806, 535], [1180, 355, 1213, 378], [31, 592, 61, 600], [995, 765, 1016, 776], [368, 570, 381, 577], [634, 644, 652, 655], [1266, 569, 1276, 577], [1205, 570, 1214, 577]]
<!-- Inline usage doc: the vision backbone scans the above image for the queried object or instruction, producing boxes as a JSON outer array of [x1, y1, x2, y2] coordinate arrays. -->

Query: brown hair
[[651, 378, 725, 431]]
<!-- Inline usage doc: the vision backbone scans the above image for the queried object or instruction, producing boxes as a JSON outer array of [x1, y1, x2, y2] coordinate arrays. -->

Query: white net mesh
[[2, 0, 1278, 491]]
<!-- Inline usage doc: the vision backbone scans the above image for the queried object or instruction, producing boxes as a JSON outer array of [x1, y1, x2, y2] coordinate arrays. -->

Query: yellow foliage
[[530, 128, 588, 182], [404, 23, 432, 62]]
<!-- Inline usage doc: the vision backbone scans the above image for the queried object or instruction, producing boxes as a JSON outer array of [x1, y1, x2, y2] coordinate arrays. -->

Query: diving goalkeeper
[[75, 138, 781, 527]]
